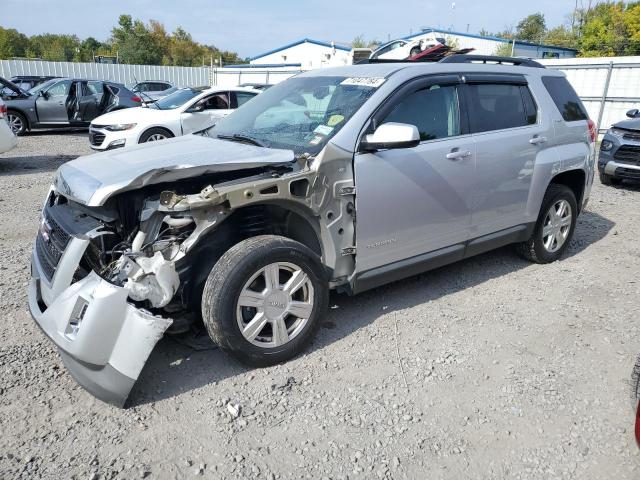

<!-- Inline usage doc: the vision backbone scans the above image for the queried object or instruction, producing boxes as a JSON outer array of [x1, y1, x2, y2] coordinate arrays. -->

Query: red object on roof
[[408, 44, 475, 62]]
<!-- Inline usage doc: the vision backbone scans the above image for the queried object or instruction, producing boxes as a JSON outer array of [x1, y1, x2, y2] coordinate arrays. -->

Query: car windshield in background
[[28, 79, 59, 95], [208, 76, 381, 155], [150, 88, 204, 110]]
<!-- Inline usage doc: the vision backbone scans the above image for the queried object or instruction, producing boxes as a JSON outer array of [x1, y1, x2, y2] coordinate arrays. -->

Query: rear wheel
[[517, 184, 577, 264], [599, 171, 620, 186], [7, 111, 27, 135], [139, 127, 173, 143], [202, 235, 328, 366]]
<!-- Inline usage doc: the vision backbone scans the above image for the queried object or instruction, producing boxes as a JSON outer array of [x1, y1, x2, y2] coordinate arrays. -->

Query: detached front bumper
[[29, 244, 172, 407]]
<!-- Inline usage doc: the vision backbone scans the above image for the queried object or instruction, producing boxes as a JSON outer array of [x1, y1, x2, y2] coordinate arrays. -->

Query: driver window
[[382, 84, 460, 141], [87, 81, 103, 95], [201, 93, 229, 110], [47, 80, 72, 97]]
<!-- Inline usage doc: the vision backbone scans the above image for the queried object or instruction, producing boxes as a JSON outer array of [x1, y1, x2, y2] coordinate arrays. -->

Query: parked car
[[632, 354, 640, 447], [89, 86, 260, 150], [598, 108, 640, 185], [0, 98, 18, 154], [130, 80, 176, 104], [370, 35, 444, 60], [28, 56, 595, 406], [1, 77, 142, 135], [239, 83, 273, 90]]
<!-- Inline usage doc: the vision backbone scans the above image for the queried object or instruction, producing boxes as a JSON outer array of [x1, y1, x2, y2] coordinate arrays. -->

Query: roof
[[406, 27, 578, 53], [223, 63, 302, 69], [250, 38, 351, 61]]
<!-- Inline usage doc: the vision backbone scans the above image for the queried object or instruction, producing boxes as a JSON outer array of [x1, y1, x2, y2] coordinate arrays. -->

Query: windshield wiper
[[217, 134, 265, 147]]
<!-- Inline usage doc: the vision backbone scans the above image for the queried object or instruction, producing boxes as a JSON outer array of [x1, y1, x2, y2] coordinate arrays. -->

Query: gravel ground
[[1, 131, 639, 480]]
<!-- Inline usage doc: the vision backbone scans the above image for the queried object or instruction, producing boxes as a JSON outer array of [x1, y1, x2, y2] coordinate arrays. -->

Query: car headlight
[[609, 128, 626, 138], [104, 123, 137, 131], [600, 139, 613, 151]]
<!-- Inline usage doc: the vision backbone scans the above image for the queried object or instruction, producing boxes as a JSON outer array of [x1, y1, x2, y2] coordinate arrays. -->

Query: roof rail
[[439, 54, 545, 68]]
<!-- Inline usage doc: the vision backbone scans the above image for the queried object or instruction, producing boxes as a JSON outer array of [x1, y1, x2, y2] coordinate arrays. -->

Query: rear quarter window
[[542, 76, 588, 122]]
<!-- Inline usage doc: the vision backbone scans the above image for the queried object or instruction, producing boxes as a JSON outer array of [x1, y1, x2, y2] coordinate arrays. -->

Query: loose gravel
[[1, 131, 639, 479]]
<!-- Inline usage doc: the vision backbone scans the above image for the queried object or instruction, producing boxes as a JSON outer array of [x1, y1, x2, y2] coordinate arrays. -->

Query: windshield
[[208, 75, 381, 155], [150, 88, 204, 110], [28, 79, 59, 95]]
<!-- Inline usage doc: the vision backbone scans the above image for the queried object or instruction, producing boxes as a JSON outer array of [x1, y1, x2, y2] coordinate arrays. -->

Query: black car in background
[[0, 77, 142, 135]]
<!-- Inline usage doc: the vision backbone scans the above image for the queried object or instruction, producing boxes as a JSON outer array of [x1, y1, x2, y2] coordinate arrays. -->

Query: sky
[[4, 0, 574, 58]]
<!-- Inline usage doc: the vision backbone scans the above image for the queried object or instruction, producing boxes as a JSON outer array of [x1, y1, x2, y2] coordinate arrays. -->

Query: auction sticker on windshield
[[340, 77, 386, 88]]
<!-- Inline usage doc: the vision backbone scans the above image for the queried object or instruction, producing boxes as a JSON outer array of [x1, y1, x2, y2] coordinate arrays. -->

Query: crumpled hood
[[55, 134, 294, 206]]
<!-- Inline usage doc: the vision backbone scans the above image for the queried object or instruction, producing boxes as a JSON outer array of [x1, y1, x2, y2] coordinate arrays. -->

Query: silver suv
[[29, 56, 596, 406]]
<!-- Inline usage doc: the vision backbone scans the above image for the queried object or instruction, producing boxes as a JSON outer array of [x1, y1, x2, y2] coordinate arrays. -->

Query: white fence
[[0, 59, 211, 88], [3, 57, 640, 133]]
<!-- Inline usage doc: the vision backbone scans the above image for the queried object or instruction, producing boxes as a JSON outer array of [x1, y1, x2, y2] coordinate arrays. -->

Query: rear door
[[75, 81, 103, 123], [354, 75, 475, 273], [462, 75, 545, 237], [35, 79, 72, 124], [232, 91, 258, 109]]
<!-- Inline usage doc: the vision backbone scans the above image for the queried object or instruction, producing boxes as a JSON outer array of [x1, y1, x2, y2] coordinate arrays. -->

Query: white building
[[407, 27, 577, 59], [248, 38, 352, 69]]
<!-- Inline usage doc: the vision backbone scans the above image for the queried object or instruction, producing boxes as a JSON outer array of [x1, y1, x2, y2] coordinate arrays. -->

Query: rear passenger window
[[382, 84, 460, 141], [542, 76, 588, 121], [466, 83, 535, 133]]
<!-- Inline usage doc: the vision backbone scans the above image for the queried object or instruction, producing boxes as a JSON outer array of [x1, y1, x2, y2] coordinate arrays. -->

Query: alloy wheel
[[542, 199, 572, 253], [236, 262, 314, 348], [146, 133, 167, 141], [7, 114, 23, 134]]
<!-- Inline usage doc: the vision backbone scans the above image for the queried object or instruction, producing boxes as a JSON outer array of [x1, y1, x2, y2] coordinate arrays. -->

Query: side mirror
[[187, 102, 205, 113], [626, 109, 640, 119], [360, 122, 420, 152], [40, 90, 49, 99]]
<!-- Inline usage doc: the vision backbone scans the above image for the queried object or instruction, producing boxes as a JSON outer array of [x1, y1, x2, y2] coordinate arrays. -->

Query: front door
[[35, 79, 72, 124], [354, 77, 475, 273], [462, 78, 546, 237], [180, 92, 231, 134]]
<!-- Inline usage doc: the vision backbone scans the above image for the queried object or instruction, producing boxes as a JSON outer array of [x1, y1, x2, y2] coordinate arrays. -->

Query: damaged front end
[[29, 138, 356, 407]]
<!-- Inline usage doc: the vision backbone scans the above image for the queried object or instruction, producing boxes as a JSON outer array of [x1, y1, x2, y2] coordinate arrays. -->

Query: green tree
[[544, 25, 578, 49], [27, 34, 80, 61], [0, 27, 29, 58], [516, 13, 547, 42], [580, 2, 630, 56], [111, 14, 163, 64], [494, 41, 515, 56]]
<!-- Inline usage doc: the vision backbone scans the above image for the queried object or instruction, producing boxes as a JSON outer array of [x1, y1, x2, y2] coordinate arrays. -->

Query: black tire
[[202, 235, 328, 366], [7, 111, 27, 136], [409, 47, 421, 57], [599, 171, 620, 186], [517, 184, 578, 264], [139, 127, 173, 143]]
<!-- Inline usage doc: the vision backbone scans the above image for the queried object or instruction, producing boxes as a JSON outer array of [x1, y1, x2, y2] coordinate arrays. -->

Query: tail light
[[131, 96, 142, 103], [587, 119, 597, 143], [0, 104, 6, 119]]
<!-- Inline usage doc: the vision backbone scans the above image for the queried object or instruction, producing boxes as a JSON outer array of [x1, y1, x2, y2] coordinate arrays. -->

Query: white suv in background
[[0, 98, 18, 154], [89, 86, 260, 150]]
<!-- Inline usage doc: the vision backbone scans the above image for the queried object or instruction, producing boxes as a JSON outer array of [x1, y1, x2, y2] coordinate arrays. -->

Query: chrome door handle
[[529, 136, 547, 145], [446, 149, 472, 160]]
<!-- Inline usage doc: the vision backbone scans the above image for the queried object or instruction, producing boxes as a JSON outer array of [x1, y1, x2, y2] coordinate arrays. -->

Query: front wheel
[[202, 235, 328, 366], [517, 184, 577, 264], [7, 111, 27, 135], [139, 127, 173, 143]]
